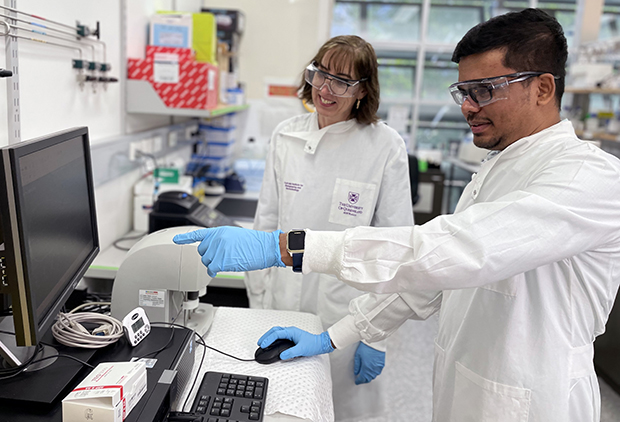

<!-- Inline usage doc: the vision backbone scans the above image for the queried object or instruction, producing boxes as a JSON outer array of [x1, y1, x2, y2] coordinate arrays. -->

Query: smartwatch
[[286, 230, 306, 273]]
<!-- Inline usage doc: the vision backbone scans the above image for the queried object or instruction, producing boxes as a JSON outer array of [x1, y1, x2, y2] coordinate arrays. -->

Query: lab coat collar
[[279, 113, 358, 155], [501, 119, 575, 156]]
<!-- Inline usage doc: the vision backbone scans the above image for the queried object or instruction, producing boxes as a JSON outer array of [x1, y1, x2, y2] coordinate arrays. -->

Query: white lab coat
[[247, 112, 416, 421], [305, 120, 620, 422]]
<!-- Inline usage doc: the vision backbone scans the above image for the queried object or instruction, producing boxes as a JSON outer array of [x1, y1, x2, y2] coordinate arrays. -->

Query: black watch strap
[[292, 252, 303, 273]]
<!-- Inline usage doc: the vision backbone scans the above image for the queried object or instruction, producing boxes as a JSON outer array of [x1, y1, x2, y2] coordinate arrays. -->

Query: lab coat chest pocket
[[450, 362, 531, 422], [328, 178, 376, 227]]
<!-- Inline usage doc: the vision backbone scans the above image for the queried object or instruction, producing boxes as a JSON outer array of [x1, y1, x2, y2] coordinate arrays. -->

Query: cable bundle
[[51, 302, 124, 348]]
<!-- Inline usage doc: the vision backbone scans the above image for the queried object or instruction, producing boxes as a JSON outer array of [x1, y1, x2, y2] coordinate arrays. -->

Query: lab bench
[[0, 306, 333, 422]]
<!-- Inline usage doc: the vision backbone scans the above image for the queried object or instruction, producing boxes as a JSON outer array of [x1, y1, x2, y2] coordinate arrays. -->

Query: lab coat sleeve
[[303, 153, 620, 293], [327, 290, 441, 350], [245, 128, 281, 305]]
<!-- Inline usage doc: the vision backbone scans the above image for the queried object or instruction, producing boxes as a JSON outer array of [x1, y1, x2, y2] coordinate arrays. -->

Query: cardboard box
[[150, 14, 193, 49], [193, 12, 217, 64], [127, 50, 218, 110], [62, 361, 147, 422], [146, 45, 194, 61]]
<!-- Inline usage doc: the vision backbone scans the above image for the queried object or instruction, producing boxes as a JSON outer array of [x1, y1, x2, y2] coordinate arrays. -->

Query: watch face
[[288, 230, 305, 251]]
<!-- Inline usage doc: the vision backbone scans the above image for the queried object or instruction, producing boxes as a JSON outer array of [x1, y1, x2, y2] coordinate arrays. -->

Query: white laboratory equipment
[[110, 226, 214, 335]]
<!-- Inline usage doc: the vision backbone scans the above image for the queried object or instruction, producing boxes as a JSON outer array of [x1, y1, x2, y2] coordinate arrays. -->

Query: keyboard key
[[192, 372, 268, 422]]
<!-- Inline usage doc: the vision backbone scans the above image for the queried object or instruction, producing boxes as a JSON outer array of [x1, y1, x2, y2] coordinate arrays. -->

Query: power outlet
[[141, 137, 154, 154], [153, 136, 163, 153], [185, 124, 199, 141], [168, 131, 178, 148], [129, 141, 141, 161]]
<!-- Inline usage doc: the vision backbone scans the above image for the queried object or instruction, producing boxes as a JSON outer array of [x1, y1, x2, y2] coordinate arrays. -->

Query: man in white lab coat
[[174, 8, 620, 422]]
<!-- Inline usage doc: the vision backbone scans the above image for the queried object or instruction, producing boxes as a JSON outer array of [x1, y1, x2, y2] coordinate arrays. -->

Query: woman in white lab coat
[[245, 35, 419, 422]]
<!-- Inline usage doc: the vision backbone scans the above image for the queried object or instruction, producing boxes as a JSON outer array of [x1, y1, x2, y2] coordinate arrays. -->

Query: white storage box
[[62, 361, 147, 422], [199, 124, 236, 143], [204, 141, 235, 157], [202, 113, 237, 128]]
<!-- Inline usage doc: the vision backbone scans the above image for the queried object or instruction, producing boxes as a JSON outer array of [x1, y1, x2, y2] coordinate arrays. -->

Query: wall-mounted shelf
[[126, 79, 249, 118], [565, 87, 620, 95]]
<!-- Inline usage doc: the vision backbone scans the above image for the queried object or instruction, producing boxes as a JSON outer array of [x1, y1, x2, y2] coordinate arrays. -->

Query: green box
[[154, 167, 180, 184]]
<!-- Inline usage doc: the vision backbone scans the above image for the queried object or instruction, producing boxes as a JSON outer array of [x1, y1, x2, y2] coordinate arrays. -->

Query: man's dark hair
[[452, 8, 567, 108]]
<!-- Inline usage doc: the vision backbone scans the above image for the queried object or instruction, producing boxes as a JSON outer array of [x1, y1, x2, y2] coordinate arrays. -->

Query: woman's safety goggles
[[449, 72, 551, 107], [304, 62, 367, 98]]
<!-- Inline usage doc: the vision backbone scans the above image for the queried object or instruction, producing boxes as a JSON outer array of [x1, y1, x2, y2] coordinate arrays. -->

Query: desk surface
[[0, 308, 333, 422], [185, 307, 333, 422]]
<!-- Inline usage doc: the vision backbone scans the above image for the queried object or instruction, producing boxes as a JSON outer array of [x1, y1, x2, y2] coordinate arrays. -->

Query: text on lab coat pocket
[[328, 178, 377, 227]]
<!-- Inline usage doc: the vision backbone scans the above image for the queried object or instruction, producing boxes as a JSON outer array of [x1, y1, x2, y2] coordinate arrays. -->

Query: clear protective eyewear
[[449, 72, 553, 107], [304, 62, 367, 98]]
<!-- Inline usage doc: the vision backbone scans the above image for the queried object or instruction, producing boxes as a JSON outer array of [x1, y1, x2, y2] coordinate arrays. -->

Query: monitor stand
[[0, 316, 97, 404], [0, 316, 58, 369]]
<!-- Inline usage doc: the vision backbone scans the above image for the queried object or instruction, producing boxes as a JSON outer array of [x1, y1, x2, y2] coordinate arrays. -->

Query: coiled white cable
[[51, 302, 124, 348]]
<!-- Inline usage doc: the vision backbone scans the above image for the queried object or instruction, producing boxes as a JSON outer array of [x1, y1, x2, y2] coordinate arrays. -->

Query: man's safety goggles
[[304, 62, 367, 98], [449, 72, 553, 107]]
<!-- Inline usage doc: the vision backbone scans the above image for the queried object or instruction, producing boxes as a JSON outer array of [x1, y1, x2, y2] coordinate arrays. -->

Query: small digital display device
[[122, 307, 151, 347]]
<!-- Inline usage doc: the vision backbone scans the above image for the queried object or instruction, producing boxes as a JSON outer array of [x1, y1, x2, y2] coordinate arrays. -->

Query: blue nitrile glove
[[353, 342, 385, 385], [258, 326, 335, 361], [172, 227, 285, 278]]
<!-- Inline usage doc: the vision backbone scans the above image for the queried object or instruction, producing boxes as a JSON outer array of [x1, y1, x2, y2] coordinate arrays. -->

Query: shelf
[[575, 129, 620, 142], [126, 79, 249, 118], [565, 87, 620, 95]]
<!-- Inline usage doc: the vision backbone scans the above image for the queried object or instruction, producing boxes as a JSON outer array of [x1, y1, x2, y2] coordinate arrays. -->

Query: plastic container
[[199, 124, 236, 142]]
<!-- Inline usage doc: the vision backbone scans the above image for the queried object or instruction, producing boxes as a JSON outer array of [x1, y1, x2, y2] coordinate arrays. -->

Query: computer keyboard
[[190, 371, 268, 421]]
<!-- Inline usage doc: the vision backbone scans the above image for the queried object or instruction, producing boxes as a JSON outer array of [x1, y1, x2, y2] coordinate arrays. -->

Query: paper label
[[154, 57, 179, 84], [139, 290, 166, 308]]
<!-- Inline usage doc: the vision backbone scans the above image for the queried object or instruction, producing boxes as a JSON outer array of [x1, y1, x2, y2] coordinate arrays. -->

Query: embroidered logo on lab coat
[[329, 178, 376, 226]]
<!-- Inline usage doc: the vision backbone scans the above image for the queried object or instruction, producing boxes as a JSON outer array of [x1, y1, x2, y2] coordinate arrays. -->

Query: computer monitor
[[0, 127, 99, 365]]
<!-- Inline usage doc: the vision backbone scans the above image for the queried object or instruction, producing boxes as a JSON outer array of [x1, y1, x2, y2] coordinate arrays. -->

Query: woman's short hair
[[299, 35, 380, 125]]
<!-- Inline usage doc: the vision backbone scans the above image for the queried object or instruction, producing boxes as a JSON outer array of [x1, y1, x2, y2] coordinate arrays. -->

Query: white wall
[[202, 0, 333, 100], [0, 0, 331, 250]]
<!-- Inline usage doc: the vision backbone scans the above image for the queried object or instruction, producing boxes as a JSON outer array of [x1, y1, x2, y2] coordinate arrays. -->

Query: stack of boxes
[[201, 8, 245, 105], [127, 12, 220, 110], [189, 113, 239, 181]]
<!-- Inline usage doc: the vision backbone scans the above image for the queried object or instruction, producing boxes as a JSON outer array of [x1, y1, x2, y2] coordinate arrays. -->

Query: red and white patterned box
[[145, 45, 195, 61], [127, 55, 218, 110]]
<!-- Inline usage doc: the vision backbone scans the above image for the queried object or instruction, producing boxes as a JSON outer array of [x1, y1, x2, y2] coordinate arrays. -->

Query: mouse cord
[[149, 322, 256, 413]]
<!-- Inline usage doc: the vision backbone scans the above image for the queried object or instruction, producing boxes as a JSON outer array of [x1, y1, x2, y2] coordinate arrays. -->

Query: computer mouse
[[254, 338, 296, 364]]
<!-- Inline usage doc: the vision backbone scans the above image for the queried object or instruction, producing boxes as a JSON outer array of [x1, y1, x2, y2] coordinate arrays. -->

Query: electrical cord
[[51, 302, 124, 348], [149, 322, 209, 412], [148, 321, 257, 412], [113, 232, 147, 251]]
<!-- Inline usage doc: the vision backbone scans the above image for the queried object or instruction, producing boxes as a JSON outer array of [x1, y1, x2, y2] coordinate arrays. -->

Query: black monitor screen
[[18, 136, 95, 322], [0, 127, 99, 346]]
